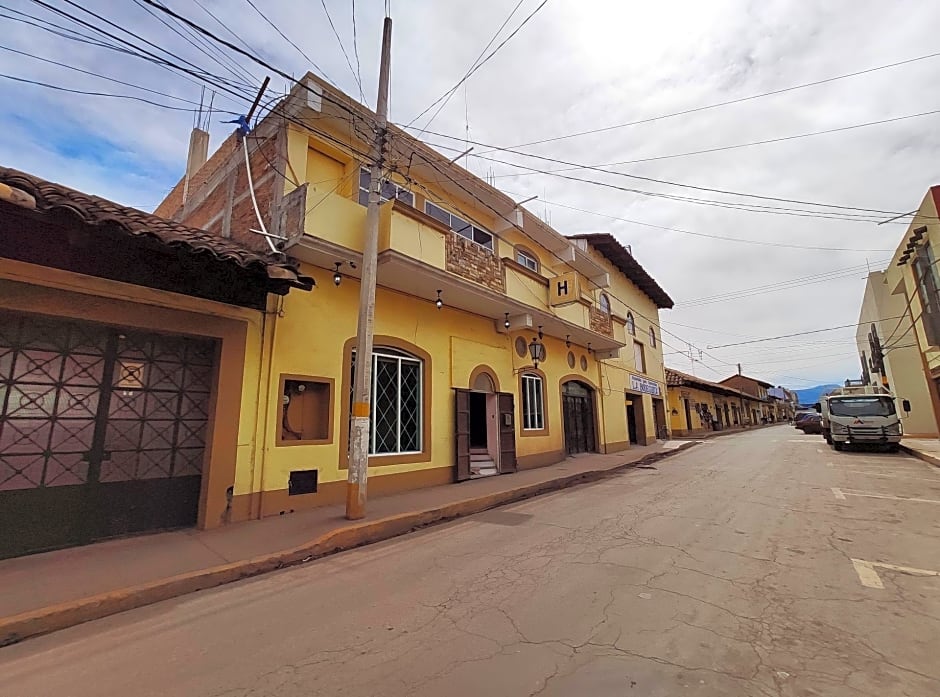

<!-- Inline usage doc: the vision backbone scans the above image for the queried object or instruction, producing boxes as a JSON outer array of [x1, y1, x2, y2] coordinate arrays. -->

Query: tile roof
[[0, 166, 313, 293], [567, 233, 674, 309], [665, 368, 762, 400]]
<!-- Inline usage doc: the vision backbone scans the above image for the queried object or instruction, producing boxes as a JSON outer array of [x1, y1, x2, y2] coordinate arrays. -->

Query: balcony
[[286, 192, 623, 353]]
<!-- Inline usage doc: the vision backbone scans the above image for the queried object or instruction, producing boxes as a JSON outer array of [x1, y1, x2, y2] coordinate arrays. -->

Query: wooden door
[[454, 389, 472, 481], [498, 392, 516, 472]]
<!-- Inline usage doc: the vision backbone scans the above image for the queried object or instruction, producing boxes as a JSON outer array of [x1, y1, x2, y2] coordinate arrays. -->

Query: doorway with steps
[[455, 371, 516, 481]]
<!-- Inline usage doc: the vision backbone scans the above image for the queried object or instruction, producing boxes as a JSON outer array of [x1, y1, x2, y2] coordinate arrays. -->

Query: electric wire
[[477, 49, 940, 151], [407, 0, 526, 133], [319, 0, 363, 100], [243, 0, 335, 85]]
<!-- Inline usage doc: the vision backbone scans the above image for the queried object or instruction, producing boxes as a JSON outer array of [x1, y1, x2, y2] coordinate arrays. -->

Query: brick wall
[[154, 127, 282, 255], [589, 306, 613, 336], [445, 233, 504, 292]]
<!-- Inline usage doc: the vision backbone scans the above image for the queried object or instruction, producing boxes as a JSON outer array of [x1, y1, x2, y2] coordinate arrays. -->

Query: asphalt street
[[3, 425, 939, 696]]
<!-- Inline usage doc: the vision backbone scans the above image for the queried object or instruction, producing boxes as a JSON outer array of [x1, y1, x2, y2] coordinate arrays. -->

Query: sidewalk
[[0, 440, 698, 646], [900, 437, 940, 468]]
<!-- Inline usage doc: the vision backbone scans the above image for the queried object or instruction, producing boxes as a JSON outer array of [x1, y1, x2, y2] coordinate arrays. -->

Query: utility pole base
[[346, 483, 366, 520]]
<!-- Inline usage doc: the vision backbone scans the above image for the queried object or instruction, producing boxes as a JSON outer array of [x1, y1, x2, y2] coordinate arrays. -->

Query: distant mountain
[[793, 384, 840, 405]]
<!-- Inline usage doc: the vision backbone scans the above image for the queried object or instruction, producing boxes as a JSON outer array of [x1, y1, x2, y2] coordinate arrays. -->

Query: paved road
[[4, 426, 940, 696]]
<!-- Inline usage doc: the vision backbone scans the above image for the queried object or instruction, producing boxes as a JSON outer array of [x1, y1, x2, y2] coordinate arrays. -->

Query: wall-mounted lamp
[[504, 313, 511, 329], [587, 342, 593, 354], [565, 335, 571, 348], [528, 335, 546, 367], [435, 290, 443, 310], [333, 262, 343, 286]]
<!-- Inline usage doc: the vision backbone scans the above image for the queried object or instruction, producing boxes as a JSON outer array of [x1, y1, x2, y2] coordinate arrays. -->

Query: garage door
[[0, 311, 216, 559]]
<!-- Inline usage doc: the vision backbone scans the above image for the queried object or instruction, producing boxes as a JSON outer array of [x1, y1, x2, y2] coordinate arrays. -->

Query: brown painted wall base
[[230, 466, 454, 522], [605, 440, 630, 454], [516, 449, 566, 471]]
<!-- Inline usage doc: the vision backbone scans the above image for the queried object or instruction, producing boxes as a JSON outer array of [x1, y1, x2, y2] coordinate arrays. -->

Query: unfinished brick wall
[[445, 233, 504, 293], [154, 126, 283, 255], [589, 306, 613, 336]]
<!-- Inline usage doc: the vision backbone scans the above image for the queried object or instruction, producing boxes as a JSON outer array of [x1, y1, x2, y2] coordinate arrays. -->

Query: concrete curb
[[0, 443, 698, 647], [899, 444, 940, 468]]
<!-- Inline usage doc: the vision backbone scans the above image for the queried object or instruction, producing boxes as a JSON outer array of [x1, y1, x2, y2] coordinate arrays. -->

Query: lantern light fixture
[[504, 313, 511, 329], [333, 262, 342, 286], [435, 290, 443, 310]]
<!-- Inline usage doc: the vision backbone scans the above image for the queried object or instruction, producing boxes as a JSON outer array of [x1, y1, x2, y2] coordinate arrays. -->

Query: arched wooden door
[[562, 380, 596, 455]]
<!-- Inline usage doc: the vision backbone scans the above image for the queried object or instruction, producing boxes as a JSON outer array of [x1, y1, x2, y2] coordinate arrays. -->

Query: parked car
[[796, 413, 823, 434], [794, 411, 815, 427]]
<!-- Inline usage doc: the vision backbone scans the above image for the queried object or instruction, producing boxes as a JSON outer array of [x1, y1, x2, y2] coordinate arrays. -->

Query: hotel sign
[[549, 271, 581, 306], [629, 374, 661, 397]]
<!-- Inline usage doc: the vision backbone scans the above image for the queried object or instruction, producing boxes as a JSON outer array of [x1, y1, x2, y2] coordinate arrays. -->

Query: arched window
[[649, 327, 657, 348], [626, 312, 635, 336], [599, 293, 611, 315], [351, 346, 423, 454]]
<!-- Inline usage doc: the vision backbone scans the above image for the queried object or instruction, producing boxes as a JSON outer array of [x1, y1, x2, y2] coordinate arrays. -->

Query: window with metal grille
[[515, 247, 539, 272], [351, 348, 422, 454], [521, 373, 544, 431], [424, 201, 494, 251], [358, 167, 414, 208]]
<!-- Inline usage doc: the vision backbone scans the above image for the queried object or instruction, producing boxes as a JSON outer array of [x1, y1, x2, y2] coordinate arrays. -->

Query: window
[[649, 327, 656, 348], [599, 294, 611, 315], [913, 243, 940, 345], [425, 200, 494, 251], [279, 377, 332, 444], [521, 373, 545, 430], [626, 312, 635, 336], [633, 341, 646, 373], [515, 247, 539, 272], [358, 167, 414, 208], [351, 348, 423, 454]]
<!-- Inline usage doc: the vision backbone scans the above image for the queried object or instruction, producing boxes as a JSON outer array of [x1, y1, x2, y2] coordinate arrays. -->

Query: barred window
[[351, 348, 422, 454]]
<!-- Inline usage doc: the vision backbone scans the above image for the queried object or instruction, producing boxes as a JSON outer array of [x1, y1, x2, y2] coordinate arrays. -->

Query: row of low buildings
[[0, 74, 793, 559], [856, 186, 940, 439]]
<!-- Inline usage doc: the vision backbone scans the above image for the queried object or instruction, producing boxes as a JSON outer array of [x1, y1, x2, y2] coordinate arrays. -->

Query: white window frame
[[634, 341, 646, 374], [516, 248, 539, 272], [352, 348, 423, 455], [626, 312, 636, 336], [424, 200, 494, 251], [521, 373, 545, 431], [358, 167, 414, 208]]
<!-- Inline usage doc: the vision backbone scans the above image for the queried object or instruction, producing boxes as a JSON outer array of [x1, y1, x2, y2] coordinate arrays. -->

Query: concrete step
[[470, 453, 493, 462]]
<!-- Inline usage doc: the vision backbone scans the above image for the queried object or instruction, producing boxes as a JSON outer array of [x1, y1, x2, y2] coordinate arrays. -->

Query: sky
[[2, 0, 939, 389]]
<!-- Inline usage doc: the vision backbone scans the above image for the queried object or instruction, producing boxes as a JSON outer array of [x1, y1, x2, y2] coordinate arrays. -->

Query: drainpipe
[[252, 293, 280, 520]]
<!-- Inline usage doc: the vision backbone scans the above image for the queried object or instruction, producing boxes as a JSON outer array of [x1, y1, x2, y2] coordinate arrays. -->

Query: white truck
[[816, 382, 910, 452]]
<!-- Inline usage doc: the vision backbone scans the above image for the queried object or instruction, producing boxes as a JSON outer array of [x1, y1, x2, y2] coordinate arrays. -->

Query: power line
[[706, 317, 906, 349], [408, 0, 527, 133], [415, 132, 931, 222], [0, 72, 203, 111], [478, 49, 940, 151], [0, 44, 220, 108], [675, 261, 887, 308], [319, 0, 363, 100], [243, 0, 334, 85], [351, 0, 363, 99]]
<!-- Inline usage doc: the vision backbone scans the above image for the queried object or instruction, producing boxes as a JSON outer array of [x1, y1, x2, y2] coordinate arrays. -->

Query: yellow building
[[0, 167, 312, 559], [153, 75, 675, 520], [665, 368, 757, 436], [858, 186, 940, 437]]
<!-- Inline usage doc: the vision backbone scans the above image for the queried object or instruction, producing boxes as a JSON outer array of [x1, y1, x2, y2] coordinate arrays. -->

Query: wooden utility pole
[[347, 16, 392, 520]]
